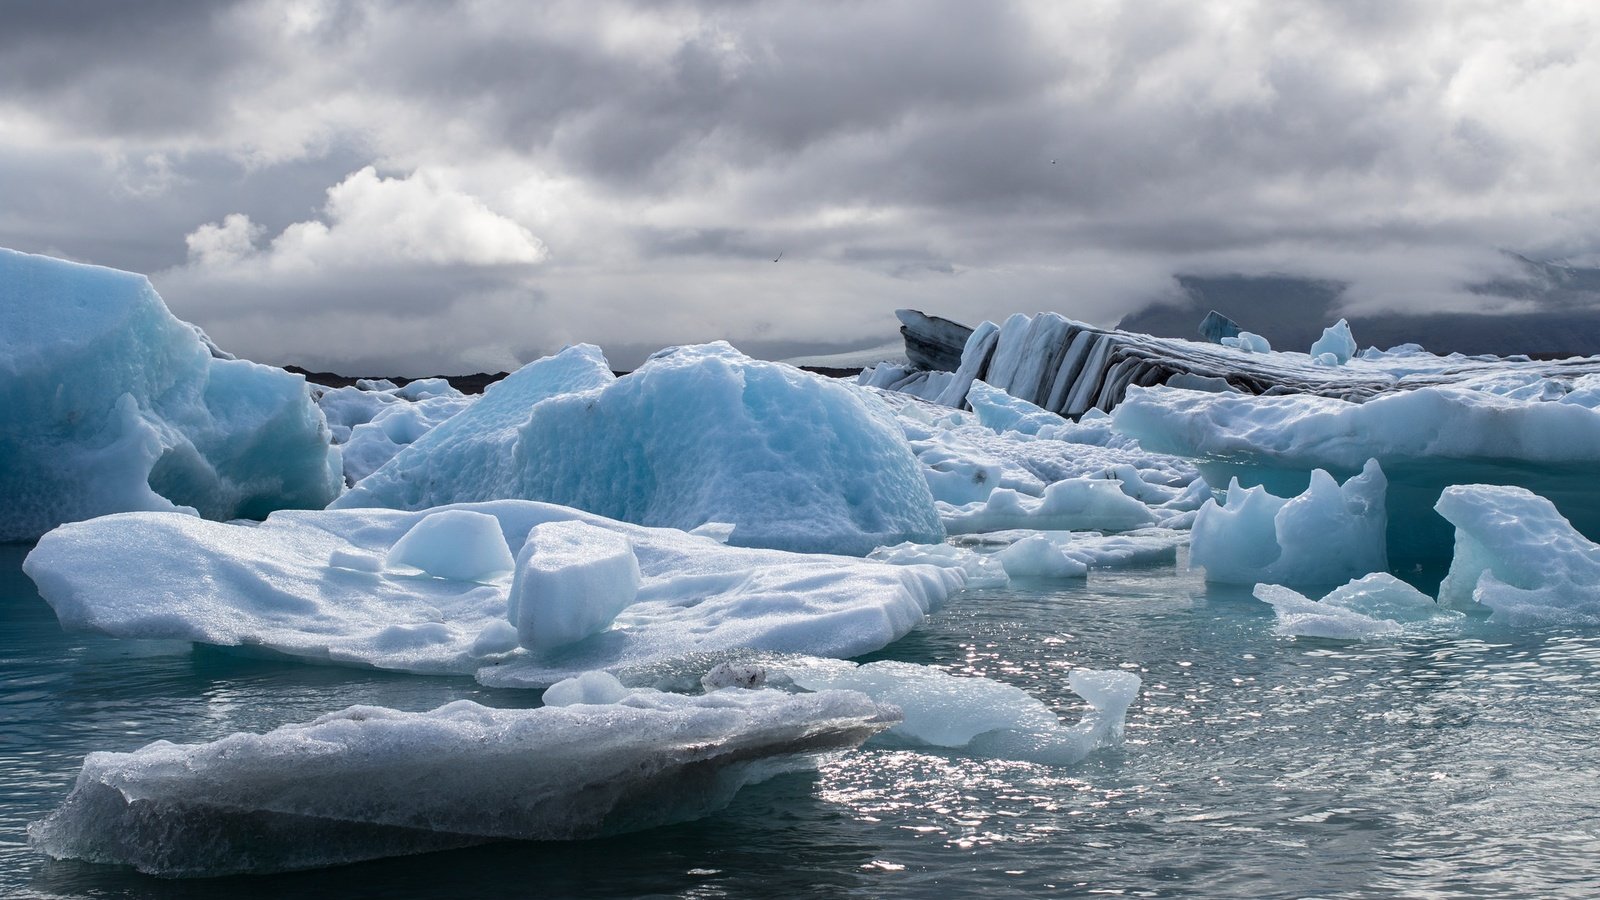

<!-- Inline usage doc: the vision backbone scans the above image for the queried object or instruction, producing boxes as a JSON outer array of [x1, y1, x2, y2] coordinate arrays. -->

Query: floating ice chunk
[[868, 540, 1010, 588], [1191, 460, 1387, 586], [965, 380, 1068, 435], [1309, 318, 1356, 364], [0, 247, 341, 541], [340, 342, 942, 556], [385, 509, 515, 582], [1254, 573, 1460, 640], [25, 501, 963, 681], [1220, 331, 1271, 353], [948, 528, 1185, 570], [782, 660, 1138, 766], [29, 689, 898, 876], [509, 521, 642, 650], [994, 534, 1089, 579], [541, 670, 630, 706], [470, 620, 521, 655], [942, 478, 1157, 535], [1435, 485, 1600, 625]]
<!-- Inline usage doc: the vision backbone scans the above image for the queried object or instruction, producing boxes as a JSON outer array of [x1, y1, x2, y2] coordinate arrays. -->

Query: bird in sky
[[773, 251, 783, 262]]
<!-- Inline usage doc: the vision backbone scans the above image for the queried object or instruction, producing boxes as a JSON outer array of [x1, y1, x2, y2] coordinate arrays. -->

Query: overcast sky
[[3, 0, 1597, 373]]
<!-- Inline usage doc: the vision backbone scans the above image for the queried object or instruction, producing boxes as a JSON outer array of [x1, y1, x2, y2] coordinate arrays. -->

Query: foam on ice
[[25, 501, 963, 683], [782, 660, 1139, 766], [0, 247, 341, 541], [1190, 461, 1387, 586], [339, 342, 942, 556], [1254, 573, 1461, 640], [1435, 484, 1600, 625], [29, 687, 898, 876]]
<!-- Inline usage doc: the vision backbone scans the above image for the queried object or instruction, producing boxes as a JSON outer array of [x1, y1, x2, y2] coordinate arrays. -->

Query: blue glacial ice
[[29, 687, 898, 876], [338, 342, 943, 556], [1113, 382, 1600, 560], [315, 379, 474, 485], [1189, 460, 1387, 586], [1435, 484, 1600, 625], [24, 501, 963, 684], [0, 247, 341, 541]]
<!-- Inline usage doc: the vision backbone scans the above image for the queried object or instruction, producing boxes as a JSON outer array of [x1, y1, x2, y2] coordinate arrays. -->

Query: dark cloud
[[1, 0, 1597, 372]]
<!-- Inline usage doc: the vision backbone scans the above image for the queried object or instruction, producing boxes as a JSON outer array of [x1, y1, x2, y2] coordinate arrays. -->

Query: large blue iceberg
[[338, 342, 943, 556], [0, 248, 341, 540]]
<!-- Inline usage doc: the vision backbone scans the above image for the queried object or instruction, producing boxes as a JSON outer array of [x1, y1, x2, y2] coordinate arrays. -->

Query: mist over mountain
[[1119, 255, 1600, 358]]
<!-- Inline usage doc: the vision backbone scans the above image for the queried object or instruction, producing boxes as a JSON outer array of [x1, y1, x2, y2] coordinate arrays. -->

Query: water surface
[[4, 543, 1597, 898]]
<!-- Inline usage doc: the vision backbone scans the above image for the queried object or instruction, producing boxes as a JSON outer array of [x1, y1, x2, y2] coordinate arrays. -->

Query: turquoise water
[[5, 540, 1600, 898]]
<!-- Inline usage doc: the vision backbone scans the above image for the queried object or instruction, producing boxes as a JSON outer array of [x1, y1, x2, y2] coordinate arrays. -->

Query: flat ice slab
[[25, 501, 964, 683], [29, 688, 897, 876]]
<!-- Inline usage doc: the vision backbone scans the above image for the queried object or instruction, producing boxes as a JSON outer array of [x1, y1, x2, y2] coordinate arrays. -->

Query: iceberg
[[24, 501, 963, 683], [0, 247, 341, 541], [339, 342, 943, 556], [1114, 383, 1600, 561], [1254, 573, 1461, 640], [781, 659, 1139, 766], [1435, 484, 1600, 625], [1190, 461, 1387, 586], [1309, 318, 1357, 364], [315, 381, 473, 485], [30, 687, 898, 876]]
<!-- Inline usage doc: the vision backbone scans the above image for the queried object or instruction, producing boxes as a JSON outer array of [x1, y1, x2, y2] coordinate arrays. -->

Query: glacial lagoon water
[[4, 540, 1599, 898]]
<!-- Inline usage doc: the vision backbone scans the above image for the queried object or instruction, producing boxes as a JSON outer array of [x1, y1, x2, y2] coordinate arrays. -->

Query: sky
[[3, 0, 1598, 374]]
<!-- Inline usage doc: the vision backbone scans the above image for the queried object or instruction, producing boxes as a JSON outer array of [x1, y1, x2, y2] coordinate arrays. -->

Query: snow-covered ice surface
[[0, 248, 341, 541], [340, 343, 943, 556], [1254, 573, 1462, 640], [1436, 484, 1600, 625], [781, 659, 1137, 766], [29, 687, 897, 876], [24, 501, 962, 684], [1190, 461, 1387, 586]]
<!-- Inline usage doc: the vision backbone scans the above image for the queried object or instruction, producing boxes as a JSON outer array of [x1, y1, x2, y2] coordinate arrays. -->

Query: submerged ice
[[0, 247, 341, 541], [30, 687, 898, 876]]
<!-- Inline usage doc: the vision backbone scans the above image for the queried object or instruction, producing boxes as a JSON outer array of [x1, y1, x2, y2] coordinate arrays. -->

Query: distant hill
[[1118, 256, 1600, 358]]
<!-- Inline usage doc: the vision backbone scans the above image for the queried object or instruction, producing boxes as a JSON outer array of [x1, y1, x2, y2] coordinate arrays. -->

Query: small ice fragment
[[508, 521, 641, 650], [385, 509, 514, 582]]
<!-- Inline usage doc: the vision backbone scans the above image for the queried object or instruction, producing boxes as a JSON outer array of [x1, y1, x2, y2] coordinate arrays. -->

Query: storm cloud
[[2, 0, 1596, 372]]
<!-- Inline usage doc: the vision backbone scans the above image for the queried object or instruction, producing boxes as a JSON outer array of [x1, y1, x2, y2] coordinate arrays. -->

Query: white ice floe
[[941, 478, 1157, 536], [29, 687, 898, 876], [1220, 331, 1271, 353], [1190, 461, 1387, 586], [993, 534, 1090, 579], [1435, 484, 1600, 625], [25, 501, 963, 683], [339, 342, 942, 556], [1254, 573, 1461, 640], [0, 247, 341, 541], [781, 659, 1139, 766]]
